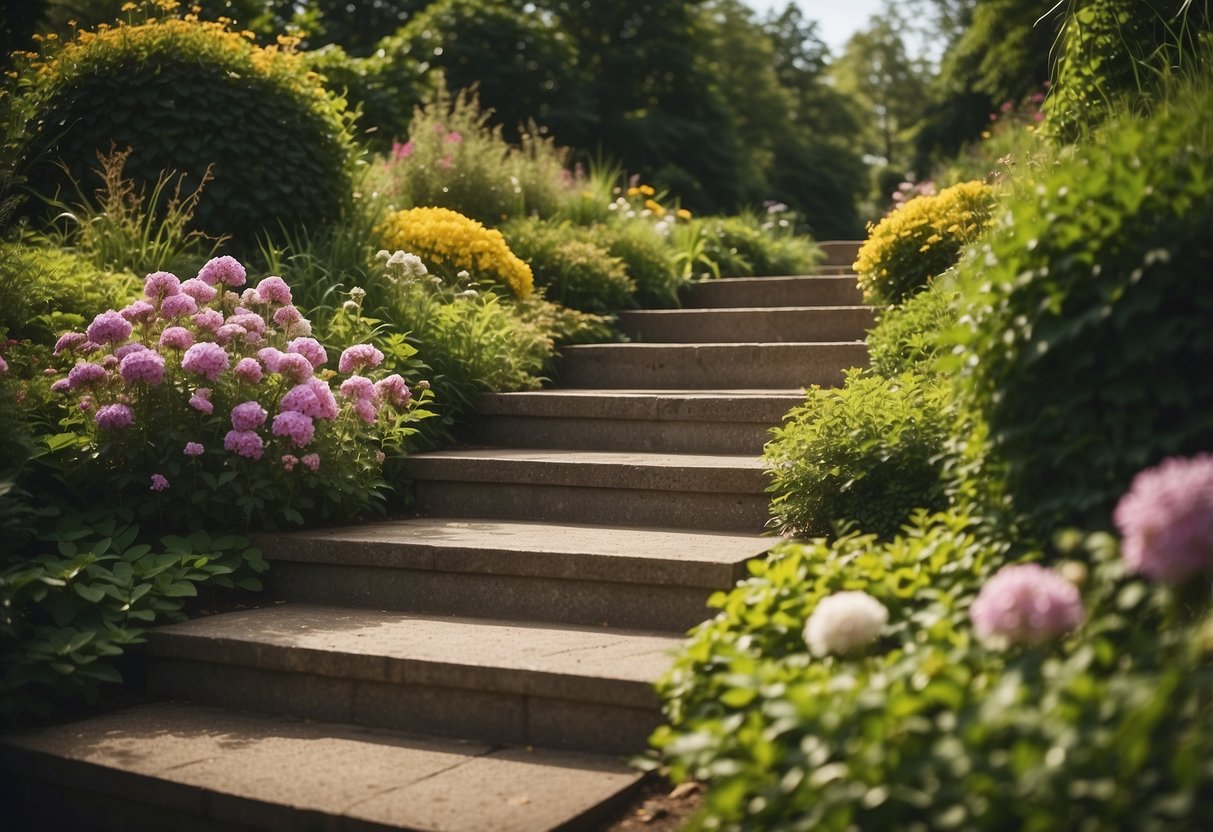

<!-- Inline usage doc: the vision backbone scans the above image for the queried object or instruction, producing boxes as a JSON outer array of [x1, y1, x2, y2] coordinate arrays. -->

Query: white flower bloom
[[803, 591, 888, 657], [456, 270, 470, 281]]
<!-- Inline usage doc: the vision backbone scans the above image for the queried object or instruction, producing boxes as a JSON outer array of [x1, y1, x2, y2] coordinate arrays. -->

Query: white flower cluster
[[377, 249, 429, 283], [803, 591, 888, 657]]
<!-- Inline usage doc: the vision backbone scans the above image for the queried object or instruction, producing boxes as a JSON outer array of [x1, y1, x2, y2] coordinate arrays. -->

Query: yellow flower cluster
[[854, 180, 995, 305], [379, 207, 534, 299]]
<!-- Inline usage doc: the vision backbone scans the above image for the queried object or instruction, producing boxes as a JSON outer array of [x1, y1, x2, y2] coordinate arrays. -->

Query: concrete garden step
[[618, 305, 875, 344], [143, 604, 681, 755], [473, 388, 803, 455], [556, 341, 868, 389], [0, 702, 643, 832], [684, 275, 862, 308], [257, 518, 773, 631], [404, 448, 769, 531]]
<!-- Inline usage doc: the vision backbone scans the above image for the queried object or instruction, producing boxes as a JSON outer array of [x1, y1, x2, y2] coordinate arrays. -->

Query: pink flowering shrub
[[47, 257, 431, 529], [1113, 454, 1213, 584], [969, 562, 1084, 647]]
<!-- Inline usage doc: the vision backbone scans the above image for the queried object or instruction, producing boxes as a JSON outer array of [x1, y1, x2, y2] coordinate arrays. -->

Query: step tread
[[477, 389, 805, 421], [147, 604, 681, 705], [620, 305, 872, 315], [258, 517, 773, 588], [0, 702, 641, 832], [408, 447, 765, 469]]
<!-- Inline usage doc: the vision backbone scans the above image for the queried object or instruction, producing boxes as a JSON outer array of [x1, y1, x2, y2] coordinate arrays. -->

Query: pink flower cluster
[[1113, 454, 1213, 584], [969, 563, 1084, 648]]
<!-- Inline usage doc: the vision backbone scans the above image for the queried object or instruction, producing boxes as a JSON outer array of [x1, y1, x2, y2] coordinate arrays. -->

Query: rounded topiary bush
[[854, 180, 995, 305], [765, 369, 953, 540], [6, 7, 358, 248], [502, 218, 633, 312], [956, 83, 1213, 538]]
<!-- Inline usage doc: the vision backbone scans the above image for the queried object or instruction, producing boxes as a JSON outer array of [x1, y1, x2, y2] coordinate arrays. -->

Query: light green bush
[[866, 272, 961, 378], [501, 218, 635, 312]]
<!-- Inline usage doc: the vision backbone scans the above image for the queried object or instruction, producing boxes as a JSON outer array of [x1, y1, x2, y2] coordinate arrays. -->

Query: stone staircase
[[0, 242, 869, 831]]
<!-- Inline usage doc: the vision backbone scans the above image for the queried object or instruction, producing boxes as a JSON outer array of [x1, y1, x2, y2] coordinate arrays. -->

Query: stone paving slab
[[0, 702, 642, 832], [619, 306, 875, 343], [685, 275, 862, 308]]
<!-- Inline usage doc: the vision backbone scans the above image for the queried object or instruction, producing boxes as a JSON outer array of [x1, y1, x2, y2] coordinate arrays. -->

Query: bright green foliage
[[854, 180, 996, 305], [866, 273, 961, 378], [0, 512, 267, 721], [6, 6, 358, 249], [1045, 0, 1212, 143], [0, 243, 137, 341], [691, 213, 821, 279], [655, 516, 1213, 830], [501, 218, 635, 312], [580, 221, 684, 308], [953, 85, 1213, 538], [765, 370, 953, 540], [304, 42, 428, 151]]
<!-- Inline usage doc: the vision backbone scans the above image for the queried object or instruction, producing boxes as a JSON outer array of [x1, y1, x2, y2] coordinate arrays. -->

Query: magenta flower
[[272, 305, 304, 328], [228, 312, 266, 335], [276, 353, 314, 383], [233, 357, 263, 383], [392, 140, 415, 160], [119, 300, 156, 323], [970, 563, 1084, 648], [50, 378, 72, 393], [159, 326, 194, 350], [67, 362, 108, 388], [119, 350, 166, 386], [256, 347, 285, 373], [223, 428, 264, 460], [149, 473, 170, 491], [184, 442, 205, 457], [287, 337, 327, 369], [101, 355, 119, 369], [230, 400, 268, 431], [160, 294, 198, 319], [445, 130, 463, 145], [255, 276, 292, 305], [340, 375, 376, 401], [53, 332, 87, 355], [143, 271, 181, 301], [193, 309, 224, 332], [198, 255, 247, 287], [1114, 454, 1213, 583], [78, 395, 94, 411], [280, 378, 339, 420], [301, 453, 320, 472], [272, 410, 315, 447], [281, 454, 299, 471], [188, 387, 214, 415], [113, 342, 147, 361], [338, 344, 384, 374], [353, 397, 377, 424], [95, 403, 134, 430], [181, 342, 230, 381], [214, 324, 245, 346], [374, 374, 411, 407], [86, 310, 133, 345], [180, 277, 218, 304]]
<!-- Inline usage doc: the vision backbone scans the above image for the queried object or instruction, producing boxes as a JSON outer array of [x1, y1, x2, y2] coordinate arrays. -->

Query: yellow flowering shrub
[[854, 180, 996, 305], [379, 207, 534, 299]]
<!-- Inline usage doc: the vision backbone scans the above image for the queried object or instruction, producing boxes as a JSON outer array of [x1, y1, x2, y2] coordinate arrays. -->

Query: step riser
[[558, 343, 868, 389], [819, 240, 861, 267], [473, 415, 772, 455], [146, 659, 659, 756], [619, 307, 875, 343], [415, 482, 770, 532], [270, 561, 717, 631], [685, 276, 862, 308]]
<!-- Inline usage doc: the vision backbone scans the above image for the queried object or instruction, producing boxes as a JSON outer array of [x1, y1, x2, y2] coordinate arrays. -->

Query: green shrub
[[654, 514, 1213, 831], [582, 220, 684, 307], [6, 5, 358, 249], [502, 218, 635, 312], [866, 272, 961, 378], [854, 180, 996, 305], [952, 81, 1213, 539], [765, 370, 953, 540], [695, 213, 822, 278]]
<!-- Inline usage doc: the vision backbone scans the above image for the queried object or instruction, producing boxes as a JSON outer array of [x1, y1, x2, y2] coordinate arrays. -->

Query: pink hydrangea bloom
[[119, 300, 156, 323], [159, 326, 194, 350], [95, 403, 134, 430], [228, 312, 266, 335], [281, 454, 299, 471], [179, 278, 218, 304], [374, 374, 411, 407], [230, 400, 268, 431], [160, 294, 198, 319], [340, 375, 376, 400], [353, 397, 377, 424], [53, 332, 87, 355], [184, 442, 205, 457], [338, 344, 384, 374], [149, 473, 170, 491], [143, 271, 181, 300], [119, 349, 166, 386], [193, 309, 224, 332], [189, 387, 214, 414], [214, 323, 246, 346], [78, 395, 94, 411], [181, 342, 230, 381], [256, 276, 292, 305], [86, 310, 133, 345], [301, 453, 320, 472], [223, 428, 264, 460], [279, 377, 339, 420], [272, 410, 315, 447], [970, 563, 1084, 648], [272, 305, 304, 328], [113, 343, 147, 361], [234, 357, 263, 383], [276, 353, 314, 383], [198, 255, 247, 287], [287, 337, 327, 369], [50, 378, 72, 393], [67, 362, 108, 387], [101, 355, 119, 369], [1113, 454, 1213, 583], [256, 347, 285, 373]]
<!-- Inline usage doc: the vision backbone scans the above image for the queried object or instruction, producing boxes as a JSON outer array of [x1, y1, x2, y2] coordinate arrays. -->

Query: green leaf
[[74, 583, 107, 604]]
